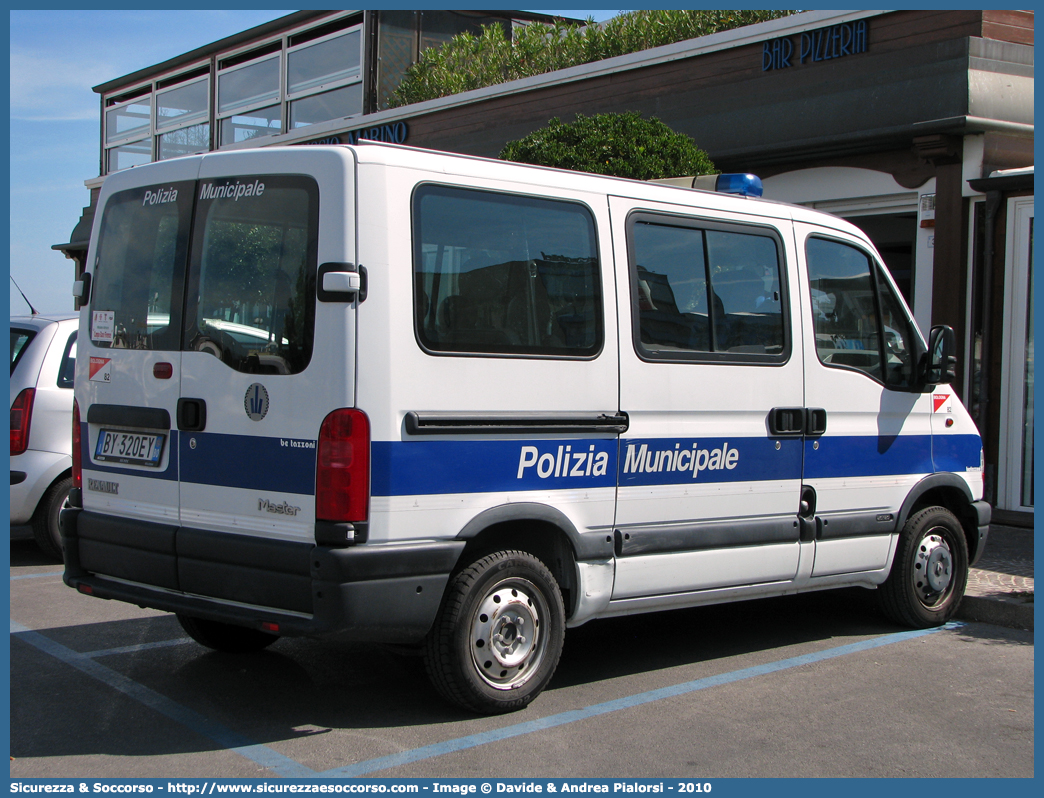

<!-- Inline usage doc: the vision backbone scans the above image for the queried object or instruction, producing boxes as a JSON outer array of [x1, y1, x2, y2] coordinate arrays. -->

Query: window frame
[[411, 181, 605, 361], [104, 89, 153, 148], [626, 210, 792, 367], [103, 68, 211, 172], [805, 233, 926, 391], [155, 74, 211, 134], [216, 52, 283, 121], [285, 24, 364, 101]]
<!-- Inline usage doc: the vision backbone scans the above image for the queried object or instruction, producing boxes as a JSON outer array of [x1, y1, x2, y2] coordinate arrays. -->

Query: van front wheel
[[425, 550, 565, 714], [878, 506, 969, 628], [177, 614, 279, 653]]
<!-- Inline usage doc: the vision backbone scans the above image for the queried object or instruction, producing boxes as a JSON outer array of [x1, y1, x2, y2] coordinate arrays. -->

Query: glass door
[[999, 196, 1034, 512]]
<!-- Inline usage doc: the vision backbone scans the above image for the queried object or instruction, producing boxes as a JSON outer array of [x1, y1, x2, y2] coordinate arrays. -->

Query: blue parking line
[[10, 570, 64, 580], [9, 620, 317, 778], [320, 623, 959, 777], [10, 613, 960, 779], [81, 637, 193, 658]]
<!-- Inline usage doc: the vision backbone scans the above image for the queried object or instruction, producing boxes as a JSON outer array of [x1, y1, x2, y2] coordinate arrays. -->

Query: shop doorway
[[999, 196, 1034, 512]]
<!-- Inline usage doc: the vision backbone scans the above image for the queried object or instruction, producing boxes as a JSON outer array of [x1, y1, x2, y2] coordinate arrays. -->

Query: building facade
[[55, 9, 1033, 521]]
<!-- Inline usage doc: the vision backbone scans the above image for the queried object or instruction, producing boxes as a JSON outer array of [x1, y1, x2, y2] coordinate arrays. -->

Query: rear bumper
[[10, 450, 70, 524], [60, 508, 464, 644]]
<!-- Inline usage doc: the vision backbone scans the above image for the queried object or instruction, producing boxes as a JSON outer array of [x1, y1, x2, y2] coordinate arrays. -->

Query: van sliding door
[[610, 196, 805, 600]]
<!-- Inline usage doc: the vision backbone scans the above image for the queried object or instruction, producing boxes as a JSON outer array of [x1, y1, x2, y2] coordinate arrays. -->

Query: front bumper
[[968, 500, 991, 567], [60, 507, 465, 644]]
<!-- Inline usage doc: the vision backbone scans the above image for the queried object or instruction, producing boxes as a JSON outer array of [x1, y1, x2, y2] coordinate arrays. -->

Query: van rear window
[[183, 175, 319, 375], [413, 185, 602, 358], [90, 181, 194, 350]]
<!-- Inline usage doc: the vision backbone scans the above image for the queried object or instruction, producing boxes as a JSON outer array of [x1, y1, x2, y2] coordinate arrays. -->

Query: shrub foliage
[[390, 10, 795, 107], [499, 112, 716, 181]]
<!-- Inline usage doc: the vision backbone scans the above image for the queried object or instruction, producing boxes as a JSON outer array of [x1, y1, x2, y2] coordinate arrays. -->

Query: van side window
[[628, 216, 787, 361], [183, 175, 319, 375], [805, 236, 919, 388], [90, 182, 194, 351], [413, 184, 602, 357]]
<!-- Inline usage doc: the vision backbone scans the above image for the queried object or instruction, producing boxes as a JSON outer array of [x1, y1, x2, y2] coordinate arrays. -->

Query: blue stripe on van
[[804, 434, 934, 479], [91, 429, 978, 499], [932, 433, 983, 474], [618, 437, 801, 486], [179, 431, 317, 495], [371, 439, 619, 497]]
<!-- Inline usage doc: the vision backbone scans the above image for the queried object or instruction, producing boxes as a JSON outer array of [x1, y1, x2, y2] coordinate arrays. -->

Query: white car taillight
[[10, 388, 35, 455]]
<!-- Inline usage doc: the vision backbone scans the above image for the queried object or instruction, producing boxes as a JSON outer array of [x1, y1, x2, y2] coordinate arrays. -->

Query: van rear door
[[80, 159, 199, 544], [174, 148, 356, 613]]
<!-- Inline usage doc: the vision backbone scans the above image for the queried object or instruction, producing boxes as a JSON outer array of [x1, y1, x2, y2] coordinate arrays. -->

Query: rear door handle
[[769, 407, 805, 436], [805, 408, 827, 436], [177, 398, 207, 432], [768, 407, 828, 437]]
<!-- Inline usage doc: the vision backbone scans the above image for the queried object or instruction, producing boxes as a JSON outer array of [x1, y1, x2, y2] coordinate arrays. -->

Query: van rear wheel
[[878, 506, 969, 628], [176, 614, 279, 653], [425, 550, 565, 714]]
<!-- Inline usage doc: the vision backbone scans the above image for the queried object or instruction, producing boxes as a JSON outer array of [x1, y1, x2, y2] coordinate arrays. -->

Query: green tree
[[499, 112, 715, 181], [390, 10, 795, 107]]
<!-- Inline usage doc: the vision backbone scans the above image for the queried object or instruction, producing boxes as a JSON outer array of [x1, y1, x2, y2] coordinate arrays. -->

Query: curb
[[957, 594, 1034, 631]]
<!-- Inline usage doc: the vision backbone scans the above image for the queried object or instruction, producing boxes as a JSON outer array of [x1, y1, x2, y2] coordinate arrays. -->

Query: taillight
[[316, 408, 370, 522], [71, 399, 82, 489], [10, 388, 35, 455]]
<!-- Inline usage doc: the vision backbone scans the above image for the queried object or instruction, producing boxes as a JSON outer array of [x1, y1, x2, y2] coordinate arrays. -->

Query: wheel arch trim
[[896, 473, 973, 530], [455, 502, 614, 561], [896, 472, 989, 563]]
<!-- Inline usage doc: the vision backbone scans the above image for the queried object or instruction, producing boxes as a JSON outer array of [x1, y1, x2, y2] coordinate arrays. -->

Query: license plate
[[94, 429, 166, 467]]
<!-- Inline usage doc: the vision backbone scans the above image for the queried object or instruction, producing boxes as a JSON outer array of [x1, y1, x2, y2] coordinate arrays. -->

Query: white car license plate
[[94, 429, 166, 467]]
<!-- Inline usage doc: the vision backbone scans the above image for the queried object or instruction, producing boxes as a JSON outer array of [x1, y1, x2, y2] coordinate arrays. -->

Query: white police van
[[62, 143, 989, 714]]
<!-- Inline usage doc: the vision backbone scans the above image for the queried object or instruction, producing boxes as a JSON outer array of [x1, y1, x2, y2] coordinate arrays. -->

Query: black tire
[[424, 550, 566, 714], [877, 506, 969, 628], [176, 614, 279, 653], [32, 476, 72, 562]]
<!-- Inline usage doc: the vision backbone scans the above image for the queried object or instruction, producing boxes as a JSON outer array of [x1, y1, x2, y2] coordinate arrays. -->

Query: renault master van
[[62, 144, 989, 714]]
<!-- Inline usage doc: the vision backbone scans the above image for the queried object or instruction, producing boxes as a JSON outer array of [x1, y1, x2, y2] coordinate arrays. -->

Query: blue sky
[[8, 8, 622, 317]]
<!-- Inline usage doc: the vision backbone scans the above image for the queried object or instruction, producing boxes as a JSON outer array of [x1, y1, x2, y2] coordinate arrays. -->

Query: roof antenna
[[10, 275, 38, 315]]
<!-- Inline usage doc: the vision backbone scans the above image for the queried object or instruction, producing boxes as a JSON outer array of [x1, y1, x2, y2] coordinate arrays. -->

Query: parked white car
[[10, 314, 78, 560]]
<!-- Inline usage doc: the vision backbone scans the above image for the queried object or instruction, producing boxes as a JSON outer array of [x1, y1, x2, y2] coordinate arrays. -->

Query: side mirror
[[926, 325, 957, 385]]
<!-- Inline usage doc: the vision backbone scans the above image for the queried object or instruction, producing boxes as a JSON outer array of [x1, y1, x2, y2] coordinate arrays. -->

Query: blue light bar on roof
[[714, 173, 763, 197]]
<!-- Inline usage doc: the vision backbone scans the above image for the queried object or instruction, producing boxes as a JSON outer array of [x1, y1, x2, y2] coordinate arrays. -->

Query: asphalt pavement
[[960, 523, 1035, 630]]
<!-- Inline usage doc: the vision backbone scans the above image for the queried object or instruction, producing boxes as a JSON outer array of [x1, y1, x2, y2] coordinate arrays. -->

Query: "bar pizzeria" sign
[[762, 19, 868, 72]]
